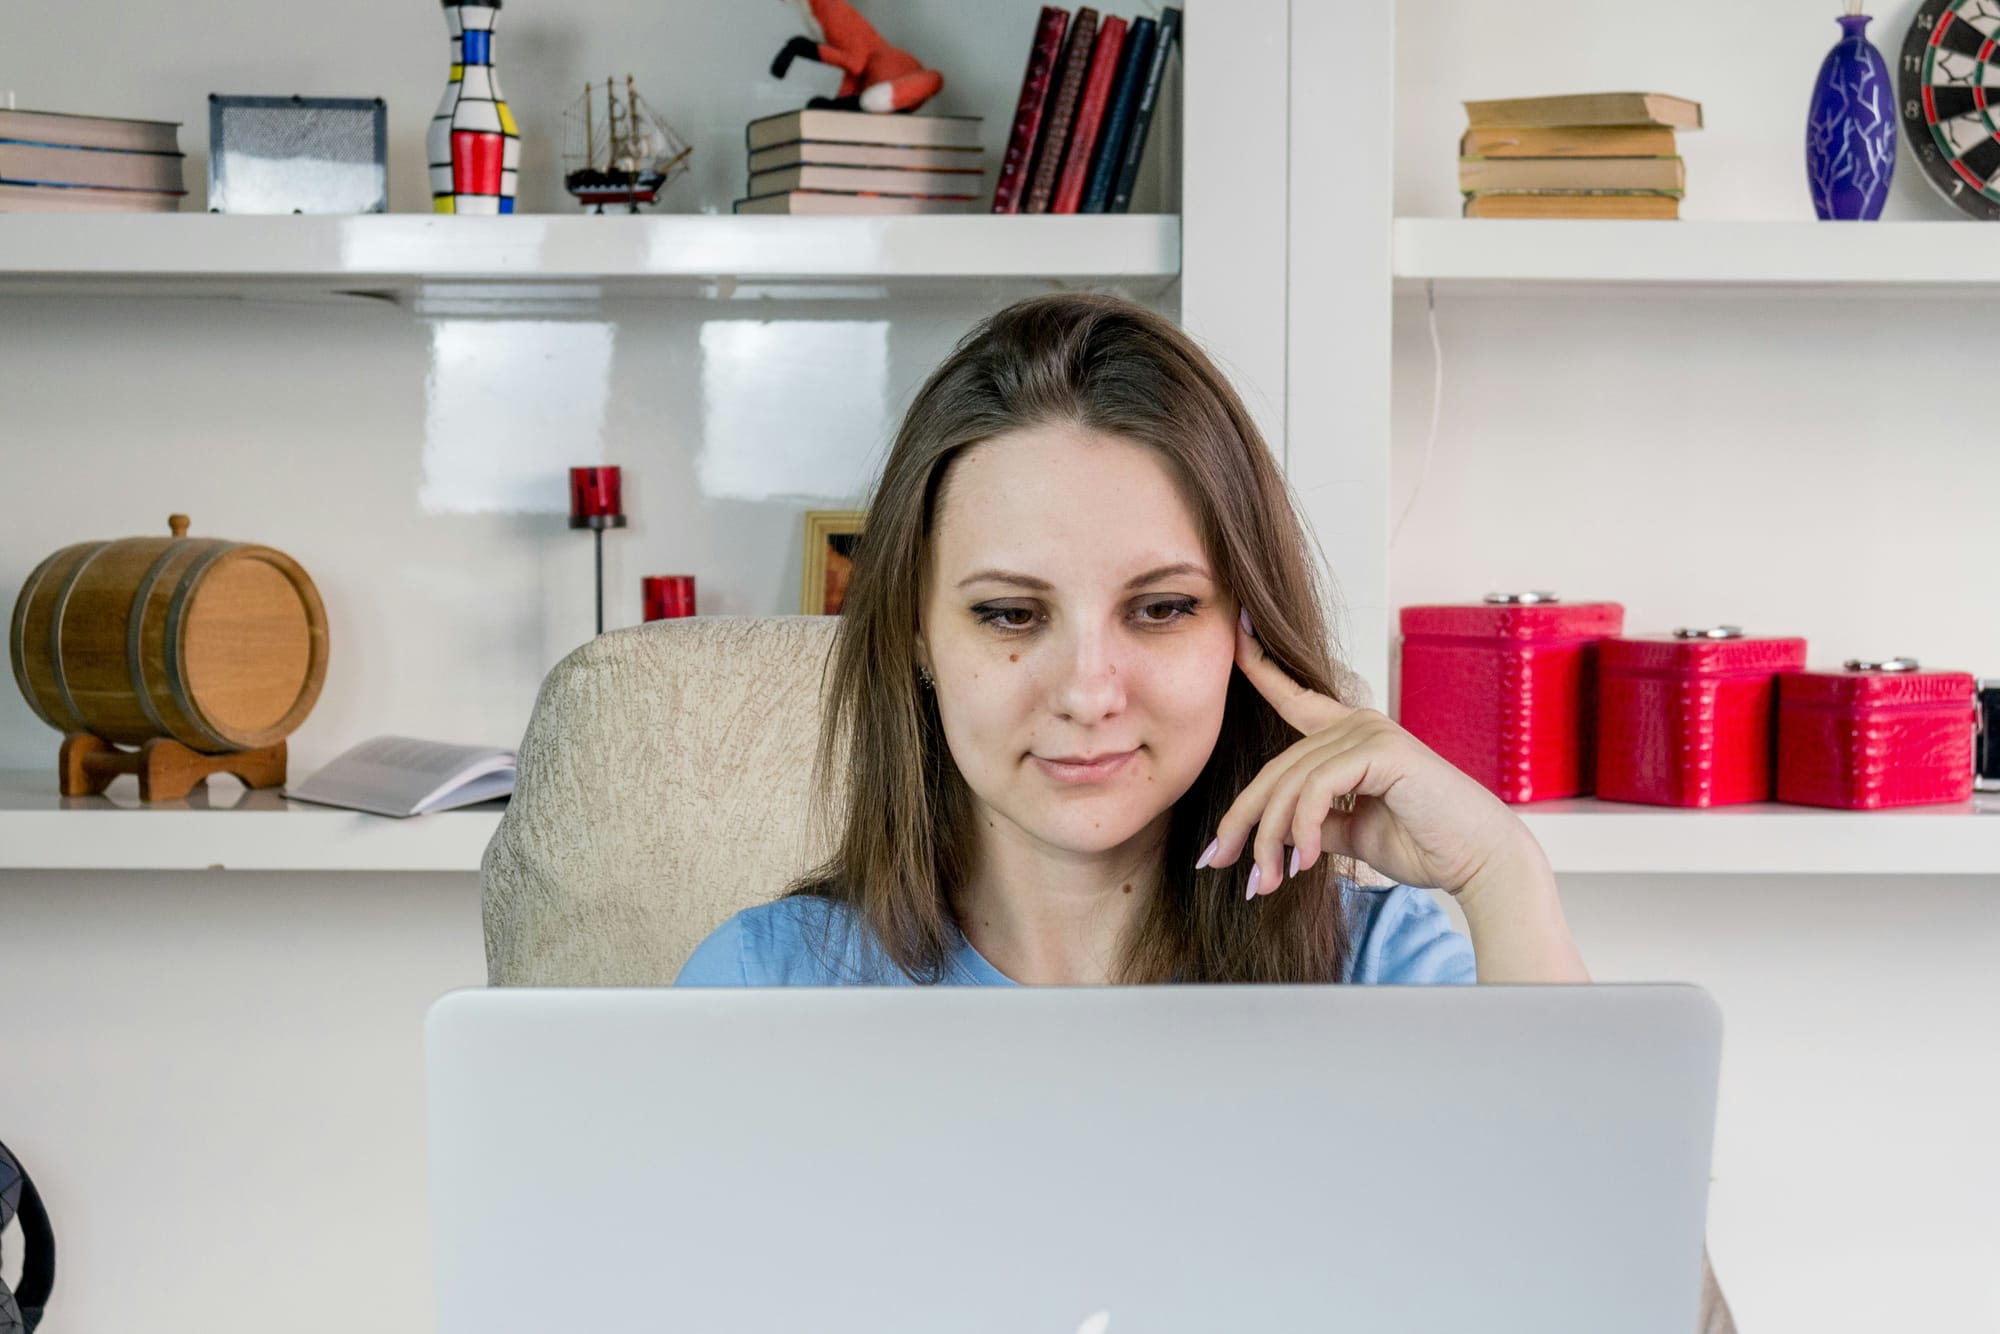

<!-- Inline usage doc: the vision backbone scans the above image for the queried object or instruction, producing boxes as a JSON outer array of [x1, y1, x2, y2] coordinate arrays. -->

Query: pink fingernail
[[1239, 608, 1255, 639], [1288, 847, 1300, 879], [1245, 864, 1263, 900], [1195, 837, 1219, 870]]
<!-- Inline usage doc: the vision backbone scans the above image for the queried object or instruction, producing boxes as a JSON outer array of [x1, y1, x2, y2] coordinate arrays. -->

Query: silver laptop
[[426, 984, 1721, 1334]]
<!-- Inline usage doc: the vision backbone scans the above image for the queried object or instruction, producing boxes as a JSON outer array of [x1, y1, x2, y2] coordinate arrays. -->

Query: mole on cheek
[[1009, 653, 1019, 663], [1122, 882, 1132, 894]]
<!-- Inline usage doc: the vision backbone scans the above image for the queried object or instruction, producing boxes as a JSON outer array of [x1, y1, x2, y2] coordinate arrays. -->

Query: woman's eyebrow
[[955, 562, 1212, 591], [956, 569, 1053, 590], [1124, 562, 1210, 588]]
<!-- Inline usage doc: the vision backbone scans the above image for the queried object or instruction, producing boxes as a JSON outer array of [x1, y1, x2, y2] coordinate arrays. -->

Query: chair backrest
[[482, 615, 844, 985]]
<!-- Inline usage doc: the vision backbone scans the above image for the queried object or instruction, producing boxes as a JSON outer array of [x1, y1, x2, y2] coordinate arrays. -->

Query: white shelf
[[1394, 218, 2000, 291], [1518, 797, 2000, 876], [0, 212, 1182, 302], [0, 771, 502, 872], [6, 769, 1994, 876]]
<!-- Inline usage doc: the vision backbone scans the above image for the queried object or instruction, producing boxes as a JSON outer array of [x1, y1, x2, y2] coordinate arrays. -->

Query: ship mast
[[605, 73, 627, 168], [583, 81, 595, 167], [626, 74, 639, 163]]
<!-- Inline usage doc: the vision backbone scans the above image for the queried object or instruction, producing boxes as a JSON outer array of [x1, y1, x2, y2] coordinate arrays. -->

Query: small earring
[[918, 665, 934, 689]]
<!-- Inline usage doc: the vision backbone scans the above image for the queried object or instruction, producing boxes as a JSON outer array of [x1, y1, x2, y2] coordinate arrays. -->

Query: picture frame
[[800, 510, 866, 615], [207, 94, 390, 214]]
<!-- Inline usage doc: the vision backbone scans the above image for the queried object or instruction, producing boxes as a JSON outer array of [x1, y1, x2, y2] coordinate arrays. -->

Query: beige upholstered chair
[[482, 615, 846, 987]]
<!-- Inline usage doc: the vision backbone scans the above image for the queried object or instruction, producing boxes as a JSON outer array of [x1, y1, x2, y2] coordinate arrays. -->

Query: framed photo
[[801, 510, 866, 615]]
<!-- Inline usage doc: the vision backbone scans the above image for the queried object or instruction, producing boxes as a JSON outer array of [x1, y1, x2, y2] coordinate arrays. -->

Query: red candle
[[643, 574, 697, 620], [569, 466, 623, 521]]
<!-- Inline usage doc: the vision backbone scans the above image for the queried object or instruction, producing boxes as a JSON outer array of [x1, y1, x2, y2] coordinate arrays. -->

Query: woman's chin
[[1021, 801, 1164, 855]]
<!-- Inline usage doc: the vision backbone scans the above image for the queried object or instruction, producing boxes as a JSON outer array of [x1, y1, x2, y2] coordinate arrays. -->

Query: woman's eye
[[1134, 597, 1198, 625], [972, 603, 1040, 631]]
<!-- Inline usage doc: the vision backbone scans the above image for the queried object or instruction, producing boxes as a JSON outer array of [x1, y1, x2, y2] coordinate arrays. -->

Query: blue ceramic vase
[[1806, 11, 1897, 220]]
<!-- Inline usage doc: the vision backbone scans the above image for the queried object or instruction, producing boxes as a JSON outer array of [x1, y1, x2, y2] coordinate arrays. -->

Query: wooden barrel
[[9, 514, 329, 754]]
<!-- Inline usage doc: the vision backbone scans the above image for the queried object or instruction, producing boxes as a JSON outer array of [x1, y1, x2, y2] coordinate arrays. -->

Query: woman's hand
[[1201, 611, 1542, 903]]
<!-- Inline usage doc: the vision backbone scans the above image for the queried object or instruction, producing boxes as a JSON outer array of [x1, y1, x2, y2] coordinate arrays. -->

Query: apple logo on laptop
[[1075, 1313, 1112, 1334]]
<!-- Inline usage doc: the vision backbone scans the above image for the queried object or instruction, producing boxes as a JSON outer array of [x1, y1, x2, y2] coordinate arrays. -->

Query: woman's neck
[[952, 810, 1168, 985]]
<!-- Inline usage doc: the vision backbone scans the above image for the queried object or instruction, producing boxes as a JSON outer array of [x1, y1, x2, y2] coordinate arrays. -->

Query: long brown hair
[[788, 292, 1357, 984]]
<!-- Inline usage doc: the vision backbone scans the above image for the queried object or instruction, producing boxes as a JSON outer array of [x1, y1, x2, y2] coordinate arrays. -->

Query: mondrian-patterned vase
[[429, 0, 519, 214]]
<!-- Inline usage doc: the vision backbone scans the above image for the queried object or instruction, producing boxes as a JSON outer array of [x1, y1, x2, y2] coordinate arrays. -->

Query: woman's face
[[920, 422, 1238, 858]]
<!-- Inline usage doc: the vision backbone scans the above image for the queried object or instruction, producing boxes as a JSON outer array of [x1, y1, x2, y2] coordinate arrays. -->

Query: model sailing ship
[[562, 75, 693, 212]]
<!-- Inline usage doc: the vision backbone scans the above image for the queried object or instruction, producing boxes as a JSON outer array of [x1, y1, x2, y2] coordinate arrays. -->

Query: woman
[[677, 291, 1587, 990], [677, 291, 1733, 1330]]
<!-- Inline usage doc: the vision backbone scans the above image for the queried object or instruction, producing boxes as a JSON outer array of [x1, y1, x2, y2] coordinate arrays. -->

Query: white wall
[[1398, 3, 2000, 1331]]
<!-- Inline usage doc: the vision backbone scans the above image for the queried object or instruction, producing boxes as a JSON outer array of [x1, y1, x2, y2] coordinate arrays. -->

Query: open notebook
[[286, 735, 515, 818]]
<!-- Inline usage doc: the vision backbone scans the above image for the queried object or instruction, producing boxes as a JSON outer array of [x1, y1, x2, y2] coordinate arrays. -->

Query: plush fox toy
[[771, 0, 944, 113]]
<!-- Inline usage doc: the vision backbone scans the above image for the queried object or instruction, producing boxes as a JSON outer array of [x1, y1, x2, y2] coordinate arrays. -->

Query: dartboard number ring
[[1900, 0, 2000, 219]]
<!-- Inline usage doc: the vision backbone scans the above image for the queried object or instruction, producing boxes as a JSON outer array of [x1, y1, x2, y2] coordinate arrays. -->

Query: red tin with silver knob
[[1775, 659, 1979, 809], [1397, 593, 1624, 804], [1595, 627, 1808, 807]]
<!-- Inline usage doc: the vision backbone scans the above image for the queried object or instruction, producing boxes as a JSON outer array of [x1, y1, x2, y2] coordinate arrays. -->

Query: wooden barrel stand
[[60, 733, 289, 802]]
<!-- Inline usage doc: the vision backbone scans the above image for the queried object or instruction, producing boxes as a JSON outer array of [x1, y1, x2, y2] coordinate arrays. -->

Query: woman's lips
[[1030, 749, 1137, 784]]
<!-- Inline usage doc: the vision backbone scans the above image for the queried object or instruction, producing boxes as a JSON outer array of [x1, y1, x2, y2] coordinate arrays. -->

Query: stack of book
[[1458, 92, 1702, 220], [0, 107, 186, 213], [992, 4, 1183, 215], [734, 108, 986, 215]]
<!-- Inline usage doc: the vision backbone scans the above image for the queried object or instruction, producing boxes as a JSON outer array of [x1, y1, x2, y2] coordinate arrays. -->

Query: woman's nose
[[1053, 628, 1128, 723]]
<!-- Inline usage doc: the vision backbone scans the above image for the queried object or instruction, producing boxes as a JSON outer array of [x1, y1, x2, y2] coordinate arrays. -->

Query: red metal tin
[[1595, 628, 1808, 807], [642, 574, 697, 621], [1397, 594, 1625, 804], [1776, 659, 1979, 809]]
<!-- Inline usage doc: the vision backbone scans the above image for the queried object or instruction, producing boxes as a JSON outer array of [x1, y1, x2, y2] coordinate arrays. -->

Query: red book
[[1024, 7, 1098, 214], [992, 7, 1070, 214], [1052, 16, 1126, 214]]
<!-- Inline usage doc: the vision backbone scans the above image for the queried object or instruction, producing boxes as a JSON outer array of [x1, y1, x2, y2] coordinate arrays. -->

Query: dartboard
[[1901, 0, 2000, 218]]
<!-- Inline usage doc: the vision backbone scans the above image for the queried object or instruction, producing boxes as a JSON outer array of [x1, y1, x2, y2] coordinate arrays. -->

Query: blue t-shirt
[[674, 882, 1476, 986]]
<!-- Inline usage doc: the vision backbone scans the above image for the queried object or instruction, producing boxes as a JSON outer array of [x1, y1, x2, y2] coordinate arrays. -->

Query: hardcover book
[[1052, 15, 1127, 214], [992, 6, 1071, 213], [1109, 5, 1182, 213], [1024, 7, 1100, 213], [1462, 92, 1703, 130]]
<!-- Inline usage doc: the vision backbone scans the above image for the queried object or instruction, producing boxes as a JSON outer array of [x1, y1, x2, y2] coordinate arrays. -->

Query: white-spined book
[[286, 735, 516, 818]]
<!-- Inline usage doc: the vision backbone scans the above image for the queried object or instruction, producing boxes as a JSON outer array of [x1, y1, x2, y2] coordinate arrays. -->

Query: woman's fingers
[[1289, 750, 1366, 874], [1209, 727, 1354, 867], [1210, 715, 1393, 864], [1246, 732, 1372, 895], [1234, 609, 1354, 736]]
